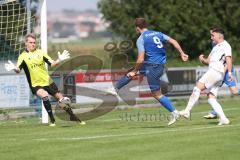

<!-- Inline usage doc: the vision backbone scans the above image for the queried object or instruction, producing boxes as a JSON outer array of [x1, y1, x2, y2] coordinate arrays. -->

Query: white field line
[[1, 107, 239, 142], [96, 107, 240, 122], [34, 124, 240, 142]]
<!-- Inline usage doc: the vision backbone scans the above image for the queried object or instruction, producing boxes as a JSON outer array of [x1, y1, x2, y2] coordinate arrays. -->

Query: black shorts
[[31, 82, 60, 96]]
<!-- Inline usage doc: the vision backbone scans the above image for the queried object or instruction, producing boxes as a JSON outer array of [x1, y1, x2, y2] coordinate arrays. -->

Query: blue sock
[[159, 96, 175, 112], [115, 75, 131, 90], [238, 89, 240, 96]]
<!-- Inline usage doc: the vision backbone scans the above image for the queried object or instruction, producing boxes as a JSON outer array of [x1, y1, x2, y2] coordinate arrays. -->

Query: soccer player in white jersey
[[179, 28, 231, 125], [204, 27, 240, 119]]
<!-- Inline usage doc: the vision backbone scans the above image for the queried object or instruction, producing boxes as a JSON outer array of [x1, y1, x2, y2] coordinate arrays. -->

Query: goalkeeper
[[5, 33, 85, 126]]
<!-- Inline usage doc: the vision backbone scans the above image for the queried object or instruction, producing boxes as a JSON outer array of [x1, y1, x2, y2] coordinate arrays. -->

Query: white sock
[[172, 109, 178, 113], [208, 98, 227, 120], [171, 109, 178, 115], [185, 87, 201, 112]]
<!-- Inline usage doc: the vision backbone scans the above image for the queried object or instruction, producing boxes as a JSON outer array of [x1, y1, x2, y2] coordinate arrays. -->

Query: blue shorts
[[139, 62, 164, 92], [223, 65, 236, 87]]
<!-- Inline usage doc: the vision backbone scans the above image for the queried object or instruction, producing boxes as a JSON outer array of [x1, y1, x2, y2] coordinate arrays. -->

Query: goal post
[[40, 0, 48, 124]]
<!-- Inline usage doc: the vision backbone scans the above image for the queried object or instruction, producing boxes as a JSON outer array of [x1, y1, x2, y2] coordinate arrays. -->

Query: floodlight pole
[[40, 0, 48, 124]]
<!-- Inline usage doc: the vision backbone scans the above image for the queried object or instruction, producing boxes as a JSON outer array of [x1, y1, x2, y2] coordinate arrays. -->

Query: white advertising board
[[0, 75, 30, 108]]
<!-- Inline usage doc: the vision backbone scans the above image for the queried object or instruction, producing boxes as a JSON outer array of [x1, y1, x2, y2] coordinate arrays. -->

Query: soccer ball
[[57, 97, 71, 109]]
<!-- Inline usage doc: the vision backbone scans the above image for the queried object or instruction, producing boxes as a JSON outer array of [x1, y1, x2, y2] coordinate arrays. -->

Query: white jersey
[[209, 40, 232, 73]]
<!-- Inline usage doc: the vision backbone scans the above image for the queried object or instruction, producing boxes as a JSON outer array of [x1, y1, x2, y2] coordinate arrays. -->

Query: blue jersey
[[136, 30, 169, 64]]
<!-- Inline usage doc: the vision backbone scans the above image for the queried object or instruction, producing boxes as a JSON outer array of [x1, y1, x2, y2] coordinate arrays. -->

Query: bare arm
[[168, 37, 188, 61], [199, 54, 210, 65], [133, 52, 144, 72], [46, 50, 70, 68], [226, 56, 232, 73], [49, 60, 61, 67], [226, 56, 233, 81], [127, 52, 144, 77]]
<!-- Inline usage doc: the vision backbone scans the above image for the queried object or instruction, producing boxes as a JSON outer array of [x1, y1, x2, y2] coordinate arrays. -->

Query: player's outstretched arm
[[4, 60, 20, 73], [51, 50, 70, 67], [199, 54, 209, 65], [168, 37, 188, 62]]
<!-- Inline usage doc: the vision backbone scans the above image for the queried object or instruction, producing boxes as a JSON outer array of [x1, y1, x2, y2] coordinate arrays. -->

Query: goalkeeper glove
[[5, 60, 16, 71], [57, 50, 70, 62]]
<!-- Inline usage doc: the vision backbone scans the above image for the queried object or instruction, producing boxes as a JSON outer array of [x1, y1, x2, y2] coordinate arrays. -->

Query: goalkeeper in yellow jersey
[[5, 33, 85, 126]]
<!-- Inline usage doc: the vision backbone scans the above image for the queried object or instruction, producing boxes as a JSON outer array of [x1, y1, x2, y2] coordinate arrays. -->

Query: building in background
[[47, 10, 109, 43]]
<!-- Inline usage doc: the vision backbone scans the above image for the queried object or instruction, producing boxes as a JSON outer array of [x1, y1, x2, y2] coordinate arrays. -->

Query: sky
[[47, 0, 100, 12]]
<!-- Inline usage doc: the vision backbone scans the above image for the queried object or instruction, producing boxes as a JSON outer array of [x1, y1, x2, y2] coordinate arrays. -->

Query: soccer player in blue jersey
[[107, 17, 189, 125], [203, 27, 240, 119]]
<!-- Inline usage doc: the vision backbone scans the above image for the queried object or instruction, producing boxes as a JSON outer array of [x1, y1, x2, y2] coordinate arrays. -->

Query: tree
[[98, 0, 240, 61]]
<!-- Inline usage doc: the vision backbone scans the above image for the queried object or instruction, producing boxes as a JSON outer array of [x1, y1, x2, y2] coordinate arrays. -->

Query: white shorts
[[198, 68, 224, 96], [204, 86, 219, 97]]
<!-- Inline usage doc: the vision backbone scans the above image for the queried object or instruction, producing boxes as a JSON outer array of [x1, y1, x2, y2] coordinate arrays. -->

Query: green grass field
[[0, 98, 240, 160]]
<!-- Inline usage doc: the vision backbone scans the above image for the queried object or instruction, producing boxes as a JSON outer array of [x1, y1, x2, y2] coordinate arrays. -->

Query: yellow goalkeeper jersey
[[17, 49, 53, 87]]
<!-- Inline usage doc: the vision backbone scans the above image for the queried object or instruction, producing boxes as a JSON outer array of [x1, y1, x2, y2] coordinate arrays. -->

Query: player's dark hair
[[135, 18, 148, 29], [211, 28, 224, 35], [25, 33, 36, 42], [209, 26, 219, 31]]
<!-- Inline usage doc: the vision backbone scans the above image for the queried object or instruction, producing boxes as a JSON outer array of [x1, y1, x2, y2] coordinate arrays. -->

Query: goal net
[[0, 0, 38, 63], [0, 0, 44, 120]]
